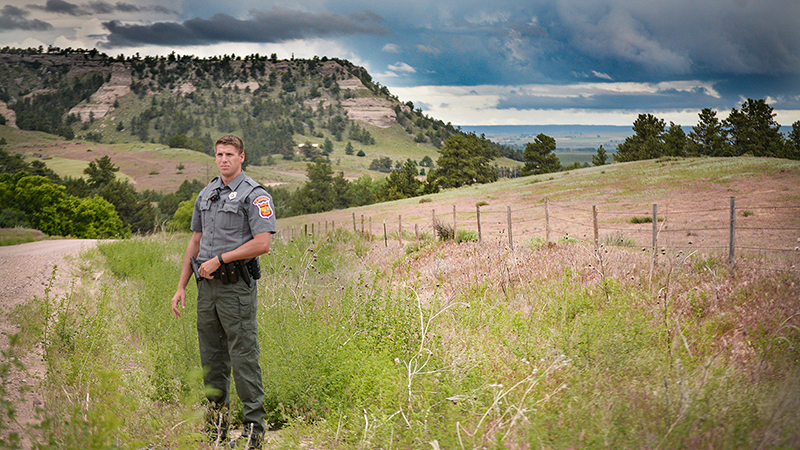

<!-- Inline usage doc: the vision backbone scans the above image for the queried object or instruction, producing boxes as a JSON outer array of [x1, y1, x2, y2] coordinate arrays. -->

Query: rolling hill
[[0, 47, 521, 194]]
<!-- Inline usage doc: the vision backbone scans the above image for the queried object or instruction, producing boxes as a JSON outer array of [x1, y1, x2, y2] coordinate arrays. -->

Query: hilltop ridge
[[0, 47, 463, 162]]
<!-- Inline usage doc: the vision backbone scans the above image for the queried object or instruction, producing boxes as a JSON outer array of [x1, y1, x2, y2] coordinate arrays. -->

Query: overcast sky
[[1, 0, 799, 127]]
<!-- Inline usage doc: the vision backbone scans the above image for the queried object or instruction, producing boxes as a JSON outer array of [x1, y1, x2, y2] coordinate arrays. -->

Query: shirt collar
[[220, 171, 247, 192]]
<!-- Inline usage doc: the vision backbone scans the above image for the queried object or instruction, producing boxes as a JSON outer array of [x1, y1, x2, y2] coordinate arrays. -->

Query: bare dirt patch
[[0, 239, 100, 449], [8, 140, 217, 193]]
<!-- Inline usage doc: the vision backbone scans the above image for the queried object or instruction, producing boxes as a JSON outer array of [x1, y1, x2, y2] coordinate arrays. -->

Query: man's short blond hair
[[215, 135, 245, 154]]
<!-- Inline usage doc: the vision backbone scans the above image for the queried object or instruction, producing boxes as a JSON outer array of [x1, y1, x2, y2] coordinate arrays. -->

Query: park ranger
[[171, 134, 275, 449]]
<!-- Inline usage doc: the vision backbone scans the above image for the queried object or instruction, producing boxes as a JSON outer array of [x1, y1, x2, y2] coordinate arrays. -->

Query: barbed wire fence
[[277, 197, 800, 273]]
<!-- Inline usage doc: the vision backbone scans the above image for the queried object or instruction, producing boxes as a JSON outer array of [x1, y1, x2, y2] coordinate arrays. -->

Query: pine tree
[[724, 98, 785, 157], [522, 134, 562, 175], [592, 145, 608, 166], [687, 108, 729, 156], [615, 114, 665, 162]]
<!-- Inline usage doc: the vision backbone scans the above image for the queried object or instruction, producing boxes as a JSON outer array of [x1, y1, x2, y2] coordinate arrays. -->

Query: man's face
[[215, 144, 245, 179]]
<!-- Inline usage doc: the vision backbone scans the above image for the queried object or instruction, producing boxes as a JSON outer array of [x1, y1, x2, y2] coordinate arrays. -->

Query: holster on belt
[[190, 257, 202, 282], [214, 261, 240, 284], [210, 260, 254, 286], [208, 258, 261, 285]]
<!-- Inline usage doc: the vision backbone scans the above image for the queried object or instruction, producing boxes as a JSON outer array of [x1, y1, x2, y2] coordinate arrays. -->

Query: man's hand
[[172, 289, 186, 318], [198, 258, 221, 279]]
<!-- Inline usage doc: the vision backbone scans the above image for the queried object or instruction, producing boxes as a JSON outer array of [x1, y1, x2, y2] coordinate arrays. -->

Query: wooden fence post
[[729, 196, 736, 267], [383, 221, 388, 247], [652, 204, 658, 264], [453, 204, 457, 239], [507, 206, 513, 250], [352, 212, 356, 231], [476, 204, 482, 243], [369, 217, 373, 241], [593, 205, 599, 248], [399, 214, 403, 246], [361, 215, 365, 237], [545, 198, 551, 244]]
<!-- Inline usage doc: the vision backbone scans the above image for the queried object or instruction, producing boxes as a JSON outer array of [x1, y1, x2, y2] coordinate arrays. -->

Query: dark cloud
[[554, 0, 800, 77], [32, 0, 87, 15], [100, 6, 388, 47], [0, 4, 52, 30], [93, 1, 177, 14], [27, 0, 177, 16]]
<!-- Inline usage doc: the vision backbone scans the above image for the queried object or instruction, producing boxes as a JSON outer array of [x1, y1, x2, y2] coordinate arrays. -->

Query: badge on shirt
[[229, 192, 237, 200], [253, 195, 273, 219]]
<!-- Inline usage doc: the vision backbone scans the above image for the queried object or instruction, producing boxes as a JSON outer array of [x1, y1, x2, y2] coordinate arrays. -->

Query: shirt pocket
[[219, 201, 243, 232], [198, 199, 212, 231]]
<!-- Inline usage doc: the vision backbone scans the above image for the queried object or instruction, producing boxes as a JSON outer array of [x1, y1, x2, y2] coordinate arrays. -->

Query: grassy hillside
[[0, 122, 518, 195], [4, 157, 798, 448], [276, 156, 800, 253]]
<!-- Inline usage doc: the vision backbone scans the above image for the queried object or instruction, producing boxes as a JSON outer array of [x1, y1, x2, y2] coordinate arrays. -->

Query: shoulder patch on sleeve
[[253, 195, 273, 219]]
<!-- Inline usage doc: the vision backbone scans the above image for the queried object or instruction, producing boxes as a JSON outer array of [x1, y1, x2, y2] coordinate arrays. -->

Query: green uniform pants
[[197, 277, 265, 435]]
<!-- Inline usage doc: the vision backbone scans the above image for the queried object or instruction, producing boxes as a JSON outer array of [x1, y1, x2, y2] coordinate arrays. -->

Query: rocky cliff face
[[68, 63, 132, 122]]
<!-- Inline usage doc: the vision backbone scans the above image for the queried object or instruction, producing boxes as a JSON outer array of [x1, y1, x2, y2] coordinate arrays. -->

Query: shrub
[[432, 218, 454, 240], [629, 215, 653, 224], [455, 228, 478, 243], [602, 232, 637, 247]]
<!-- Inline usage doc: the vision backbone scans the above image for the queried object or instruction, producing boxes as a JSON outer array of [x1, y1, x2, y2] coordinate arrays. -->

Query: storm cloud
[[101, 6, 388, 47], [27, 0, 177, 16], [0, 4, 52, 30], [2, 0, 798, 125]]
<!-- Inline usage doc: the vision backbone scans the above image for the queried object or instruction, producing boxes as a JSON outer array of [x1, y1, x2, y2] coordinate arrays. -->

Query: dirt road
[[0, 239, 100, 448]]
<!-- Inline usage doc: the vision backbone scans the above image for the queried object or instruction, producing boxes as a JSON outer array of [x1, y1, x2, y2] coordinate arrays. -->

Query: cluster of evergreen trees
[[616, 99, 800, 162], [272, 133, 500, 217]]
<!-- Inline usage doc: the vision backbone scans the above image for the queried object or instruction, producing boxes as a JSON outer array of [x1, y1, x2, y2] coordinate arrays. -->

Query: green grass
[[4, 228, 797, 449], [0, 227, 49, 246], [555, 151, 594, 167]]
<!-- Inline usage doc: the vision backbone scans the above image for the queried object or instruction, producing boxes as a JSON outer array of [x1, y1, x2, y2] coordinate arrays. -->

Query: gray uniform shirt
[[191, 171, 276, 263]]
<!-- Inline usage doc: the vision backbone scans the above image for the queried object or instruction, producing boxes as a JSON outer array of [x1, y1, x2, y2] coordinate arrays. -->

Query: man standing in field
[[171, 134, 275, 449]]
